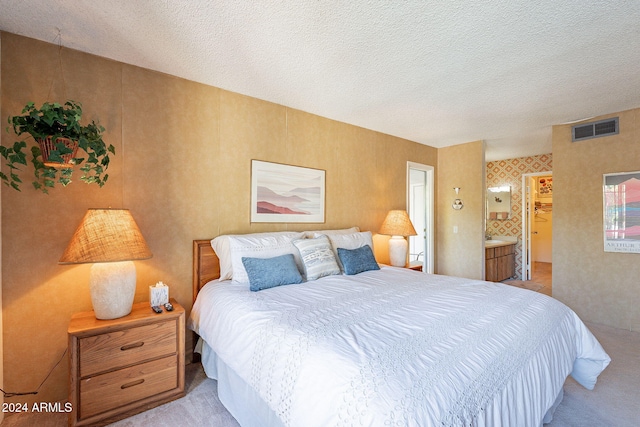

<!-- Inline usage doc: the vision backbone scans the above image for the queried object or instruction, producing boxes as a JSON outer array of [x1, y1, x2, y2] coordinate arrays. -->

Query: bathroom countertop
[[485, 240, 516, 248]]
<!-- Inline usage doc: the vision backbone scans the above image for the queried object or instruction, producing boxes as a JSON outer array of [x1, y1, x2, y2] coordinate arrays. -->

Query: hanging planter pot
[[0, 101, 115, 193], [37, 136, 80, 168]]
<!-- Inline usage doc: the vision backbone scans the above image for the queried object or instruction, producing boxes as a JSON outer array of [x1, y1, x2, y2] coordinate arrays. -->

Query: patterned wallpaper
[[486, 153, 553, 278]]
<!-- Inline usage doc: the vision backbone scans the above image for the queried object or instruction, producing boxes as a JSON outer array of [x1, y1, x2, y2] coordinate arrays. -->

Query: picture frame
[[251, 160, 325, 223], [603, 171, 640, 253]]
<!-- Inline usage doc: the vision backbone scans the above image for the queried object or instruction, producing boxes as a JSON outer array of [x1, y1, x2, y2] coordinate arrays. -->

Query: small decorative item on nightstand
[[68, 299, 185, 426], [149, 281, 170, 307]]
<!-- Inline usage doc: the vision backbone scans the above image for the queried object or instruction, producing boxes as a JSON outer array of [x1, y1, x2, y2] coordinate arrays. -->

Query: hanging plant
[[0, 101, 115, 193]]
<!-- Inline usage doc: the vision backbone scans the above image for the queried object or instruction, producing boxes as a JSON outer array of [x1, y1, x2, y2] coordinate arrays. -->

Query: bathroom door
[[407, 162, 434, 273]]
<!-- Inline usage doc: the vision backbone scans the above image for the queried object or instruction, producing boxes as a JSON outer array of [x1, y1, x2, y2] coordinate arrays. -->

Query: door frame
[[521, 171, 552, 280], [407, 162, 435, 273]]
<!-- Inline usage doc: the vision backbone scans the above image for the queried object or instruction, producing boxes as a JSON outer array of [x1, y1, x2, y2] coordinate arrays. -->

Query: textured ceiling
[[1, 1, 639, 160]]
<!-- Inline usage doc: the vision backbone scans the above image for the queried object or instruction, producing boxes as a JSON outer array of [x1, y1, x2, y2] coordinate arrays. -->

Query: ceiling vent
[[572, 117, 619, 142]]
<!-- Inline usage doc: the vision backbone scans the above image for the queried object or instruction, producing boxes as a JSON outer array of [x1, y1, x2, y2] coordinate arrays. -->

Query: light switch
[[453, 225, 458, 234]]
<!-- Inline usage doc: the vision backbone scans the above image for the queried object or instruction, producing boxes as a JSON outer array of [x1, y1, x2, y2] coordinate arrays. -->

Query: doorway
[[407, 162, 434, 273], [522, 172, 553, 284]]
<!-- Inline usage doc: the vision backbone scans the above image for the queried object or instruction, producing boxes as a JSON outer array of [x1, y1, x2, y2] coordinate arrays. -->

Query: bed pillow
[[325, 230, 373, 251], [293, 235, 341, 281], [242, 254, 303, 291], [337, 245, 380, 275], [305, 226, 359, 238], [229, 232, 305, 284], [211, 231, 303, 281]]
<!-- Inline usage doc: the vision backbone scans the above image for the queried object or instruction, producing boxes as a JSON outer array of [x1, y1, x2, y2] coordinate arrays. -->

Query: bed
[[188, 230, 610, 427]]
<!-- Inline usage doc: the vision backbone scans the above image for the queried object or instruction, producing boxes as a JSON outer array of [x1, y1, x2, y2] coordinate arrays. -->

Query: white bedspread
[[189, 267, 610, 427]]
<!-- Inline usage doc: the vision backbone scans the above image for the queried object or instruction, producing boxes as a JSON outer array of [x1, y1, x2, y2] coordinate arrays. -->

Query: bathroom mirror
[[487, 186, 511, 220]]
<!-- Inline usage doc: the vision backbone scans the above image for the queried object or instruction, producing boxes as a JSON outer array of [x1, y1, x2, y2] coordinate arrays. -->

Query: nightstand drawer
[[69, 300, 185, 426], [80, 320, 177, 377], [80, 355, 178, 419]]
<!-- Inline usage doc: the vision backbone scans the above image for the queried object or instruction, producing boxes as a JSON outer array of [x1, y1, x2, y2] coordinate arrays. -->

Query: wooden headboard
[[192, 239, 220, 303]]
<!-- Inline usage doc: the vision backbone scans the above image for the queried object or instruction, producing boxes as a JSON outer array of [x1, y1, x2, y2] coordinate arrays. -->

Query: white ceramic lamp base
[[388, 235, 408, 267], [89, 261, 136, 320]]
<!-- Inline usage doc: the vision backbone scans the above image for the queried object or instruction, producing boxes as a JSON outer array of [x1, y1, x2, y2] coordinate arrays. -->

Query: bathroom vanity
[[485, 240, 515, 282]]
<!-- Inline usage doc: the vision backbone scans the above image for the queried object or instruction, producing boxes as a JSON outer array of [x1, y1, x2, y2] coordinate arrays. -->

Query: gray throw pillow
[[293, 235, 341, 280]]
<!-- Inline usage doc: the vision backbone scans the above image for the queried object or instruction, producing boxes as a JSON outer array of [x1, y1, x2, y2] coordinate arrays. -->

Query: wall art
[[251, 160, 325, 223], [603, 171, 640, 253]]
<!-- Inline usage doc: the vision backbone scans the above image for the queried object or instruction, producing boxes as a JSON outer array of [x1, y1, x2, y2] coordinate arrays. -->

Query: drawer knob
[[120, 379, 145, 389], [120, 341, 145, 351]]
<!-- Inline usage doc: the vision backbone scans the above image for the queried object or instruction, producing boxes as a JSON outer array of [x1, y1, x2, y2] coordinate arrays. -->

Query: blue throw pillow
[[337, 245, 380, 275], [242, 254, 303, 291]]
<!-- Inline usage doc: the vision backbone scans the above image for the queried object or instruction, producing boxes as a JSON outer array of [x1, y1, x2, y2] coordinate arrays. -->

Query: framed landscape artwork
[[603, 171, 640, 253], [251, 160, 325, 223]]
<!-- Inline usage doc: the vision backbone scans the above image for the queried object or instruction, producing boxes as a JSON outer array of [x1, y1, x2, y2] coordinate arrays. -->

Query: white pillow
[[304, 226, 359, 238], [324, 231, 374, 271], [229, 232, 305, 284], [211, 231, 303, 281]]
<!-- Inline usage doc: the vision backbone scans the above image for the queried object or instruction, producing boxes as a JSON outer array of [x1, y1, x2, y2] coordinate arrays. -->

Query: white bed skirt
[[199, 339, 285, 427], [197, 338, 563, 426]]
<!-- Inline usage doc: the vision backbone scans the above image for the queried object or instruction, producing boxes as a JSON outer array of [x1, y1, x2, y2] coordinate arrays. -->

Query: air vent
[[572, 117, 619, 142]]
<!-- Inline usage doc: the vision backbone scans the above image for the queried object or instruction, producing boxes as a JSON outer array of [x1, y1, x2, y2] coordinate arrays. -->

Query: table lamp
[[59, 208, 152, 319], [379, 210, 417, 267]]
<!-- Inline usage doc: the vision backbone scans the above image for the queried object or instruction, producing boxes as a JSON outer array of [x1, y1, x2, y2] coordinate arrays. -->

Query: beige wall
[[436, 141, 485, 279], [553, 107, 640, 331], [1, 33, 438, 405]]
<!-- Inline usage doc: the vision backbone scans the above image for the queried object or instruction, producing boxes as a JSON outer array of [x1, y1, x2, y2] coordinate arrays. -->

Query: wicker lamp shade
[[379, 210, 417, 237], [60, 209, 152, 264]]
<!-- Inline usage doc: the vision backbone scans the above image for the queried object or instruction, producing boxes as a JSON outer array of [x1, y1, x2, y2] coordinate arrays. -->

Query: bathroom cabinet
[[485, 242, 515, 282]]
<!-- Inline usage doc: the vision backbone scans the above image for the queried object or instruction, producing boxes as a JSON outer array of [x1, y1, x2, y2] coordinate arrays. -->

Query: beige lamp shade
[[379, 210, 417, 237], [60, 209, 152, 320], [60, 209, 152, 264]]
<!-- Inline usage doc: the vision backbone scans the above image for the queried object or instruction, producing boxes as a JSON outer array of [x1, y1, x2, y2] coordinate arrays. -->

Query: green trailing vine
[[1, 101, 115, 193]]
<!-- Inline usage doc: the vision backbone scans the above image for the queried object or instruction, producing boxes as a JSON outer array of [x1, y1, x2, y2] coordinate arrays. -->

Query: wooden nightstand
[[68, 299, 185, 426], [408, 261, 423, 272]]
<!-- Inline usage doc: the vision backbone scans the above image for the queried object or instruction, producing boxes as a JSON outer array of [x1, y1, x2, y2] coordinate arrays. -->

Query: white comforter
[[189, 267, 610, 427]]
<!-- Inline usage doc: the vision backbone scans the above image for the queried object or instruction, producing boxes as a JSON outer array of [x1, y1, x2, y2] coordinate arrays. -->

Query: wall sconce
[[452, 187, 464, 210]]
